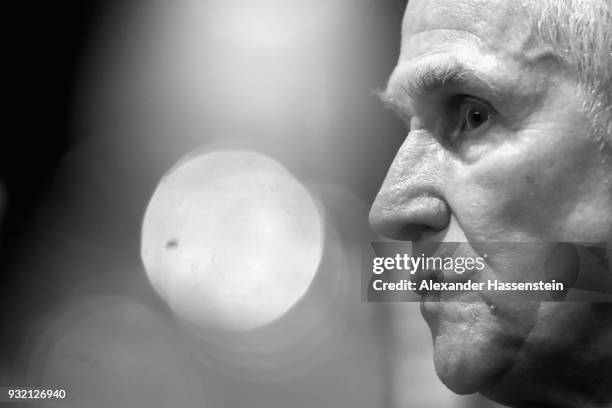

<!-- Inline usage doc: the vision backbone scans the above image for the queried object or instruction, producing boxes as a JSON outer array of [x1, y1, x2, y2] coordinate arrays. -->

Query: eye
[[461, 105, 488, 130], [454, 97, 493, 136]]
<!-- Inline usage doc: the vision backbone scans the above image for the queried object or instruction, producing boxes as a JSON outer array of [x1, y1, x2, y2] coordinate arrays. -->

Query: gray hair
[[535, 0, 612, 150]]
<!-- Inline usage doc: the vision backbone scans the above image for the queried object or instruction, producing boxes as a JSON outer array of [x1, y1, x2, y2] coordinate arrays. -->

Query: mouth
[[417, 270, 482, 319], [417, 266, 525, 326], [413, 242, 489, 316], [412, 242, 484, 292]]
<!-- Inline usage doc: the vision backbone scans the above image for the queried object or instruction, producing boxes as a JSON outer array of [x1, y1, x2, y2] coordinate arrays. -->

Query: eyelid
[[455, 95, 496, 121], [455, 95, 494, 110]]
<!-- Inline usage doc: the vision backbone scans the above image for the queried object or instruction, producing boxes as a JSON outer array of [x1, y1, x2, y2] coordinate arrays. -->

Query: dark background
[[2, 1, 112, 262]]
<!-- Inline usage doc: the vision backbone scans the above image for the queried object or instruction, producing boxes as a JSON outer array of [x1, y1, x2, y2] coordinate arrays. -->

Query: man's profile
[[369, 0, 612, 407]]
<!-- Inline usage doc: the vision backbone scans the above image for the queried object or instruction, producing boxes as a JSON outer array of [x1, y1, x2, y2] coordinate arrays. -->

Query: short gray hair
[[535, 0, 612, 149]]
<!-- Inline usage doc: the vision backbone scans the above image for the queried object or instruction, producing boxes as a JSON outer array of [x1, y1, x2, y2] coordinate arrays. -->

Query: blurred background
[[2, 0, 502, 406]]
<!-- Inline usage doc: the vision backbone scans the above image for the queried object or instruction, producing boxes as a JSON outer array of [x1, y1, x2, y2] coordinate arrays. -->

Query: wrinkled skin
[[369, 0, 612, 407]]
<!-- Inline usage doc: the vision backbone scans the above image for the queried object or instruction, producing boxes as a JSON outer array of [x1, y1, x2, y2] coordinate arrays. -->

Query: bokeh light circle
[[141, 150, 323, 331]]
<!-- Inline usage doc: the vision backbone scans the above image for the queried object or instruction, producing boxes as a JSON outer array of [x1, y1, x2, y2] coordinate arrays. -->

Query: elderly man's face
[[370, 0, 612, 405]]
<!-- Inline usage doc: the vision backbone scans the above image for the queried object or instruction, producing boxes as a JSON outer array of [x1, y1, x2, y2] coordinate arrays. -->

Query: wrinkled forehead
[[400, 0, 543, 61]]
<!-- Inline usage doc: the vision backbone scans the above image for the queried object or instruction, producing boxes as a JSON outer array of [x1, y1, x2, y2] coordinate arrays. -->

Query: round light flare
[[141, 150, 323, 331]]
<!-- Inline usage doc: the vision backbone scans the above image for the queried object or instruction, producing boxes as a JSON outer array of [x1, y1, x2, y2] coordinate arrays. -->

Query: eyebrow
[[379, 61, 500, 115]]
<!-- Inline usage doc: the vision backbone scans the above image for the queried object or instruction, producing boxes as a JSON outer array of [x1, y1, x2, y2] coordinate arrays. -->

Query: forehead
[[382, 0, 556, 118], [400, 0, 542, 62]]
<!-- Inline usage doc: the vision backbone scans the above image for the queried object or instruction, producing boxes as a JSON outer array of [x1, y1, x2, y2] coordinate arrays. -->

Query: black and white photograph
[[2, 1, 611, 407]]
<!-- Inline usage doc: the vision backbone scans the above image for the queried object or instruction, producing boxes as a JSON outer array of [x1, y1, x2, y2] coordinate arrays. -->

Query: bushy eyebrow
[[379, 61, 500, 115], [406, 64, 474, 97]]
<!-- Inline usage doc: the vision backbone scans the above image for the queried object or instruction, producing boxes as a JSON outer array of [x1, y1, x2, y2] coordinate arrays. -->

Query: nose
[[369, 131, 450, 241]]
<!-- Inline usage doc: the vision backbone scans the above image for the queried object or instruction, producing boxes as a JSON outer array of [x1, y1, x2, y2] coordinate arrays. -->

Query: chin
[[423, 300, 528, 395]]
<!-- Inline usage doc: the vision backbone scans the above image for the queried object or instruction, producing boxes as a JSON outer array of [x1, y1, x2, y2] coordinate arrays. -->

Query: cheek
[[446, 131, 600, 241]]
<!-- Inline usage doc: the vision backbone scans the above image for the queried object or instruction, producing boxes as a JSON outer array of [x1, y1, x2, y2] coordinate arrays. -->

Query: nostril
[[369, 195, 450, 241]]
